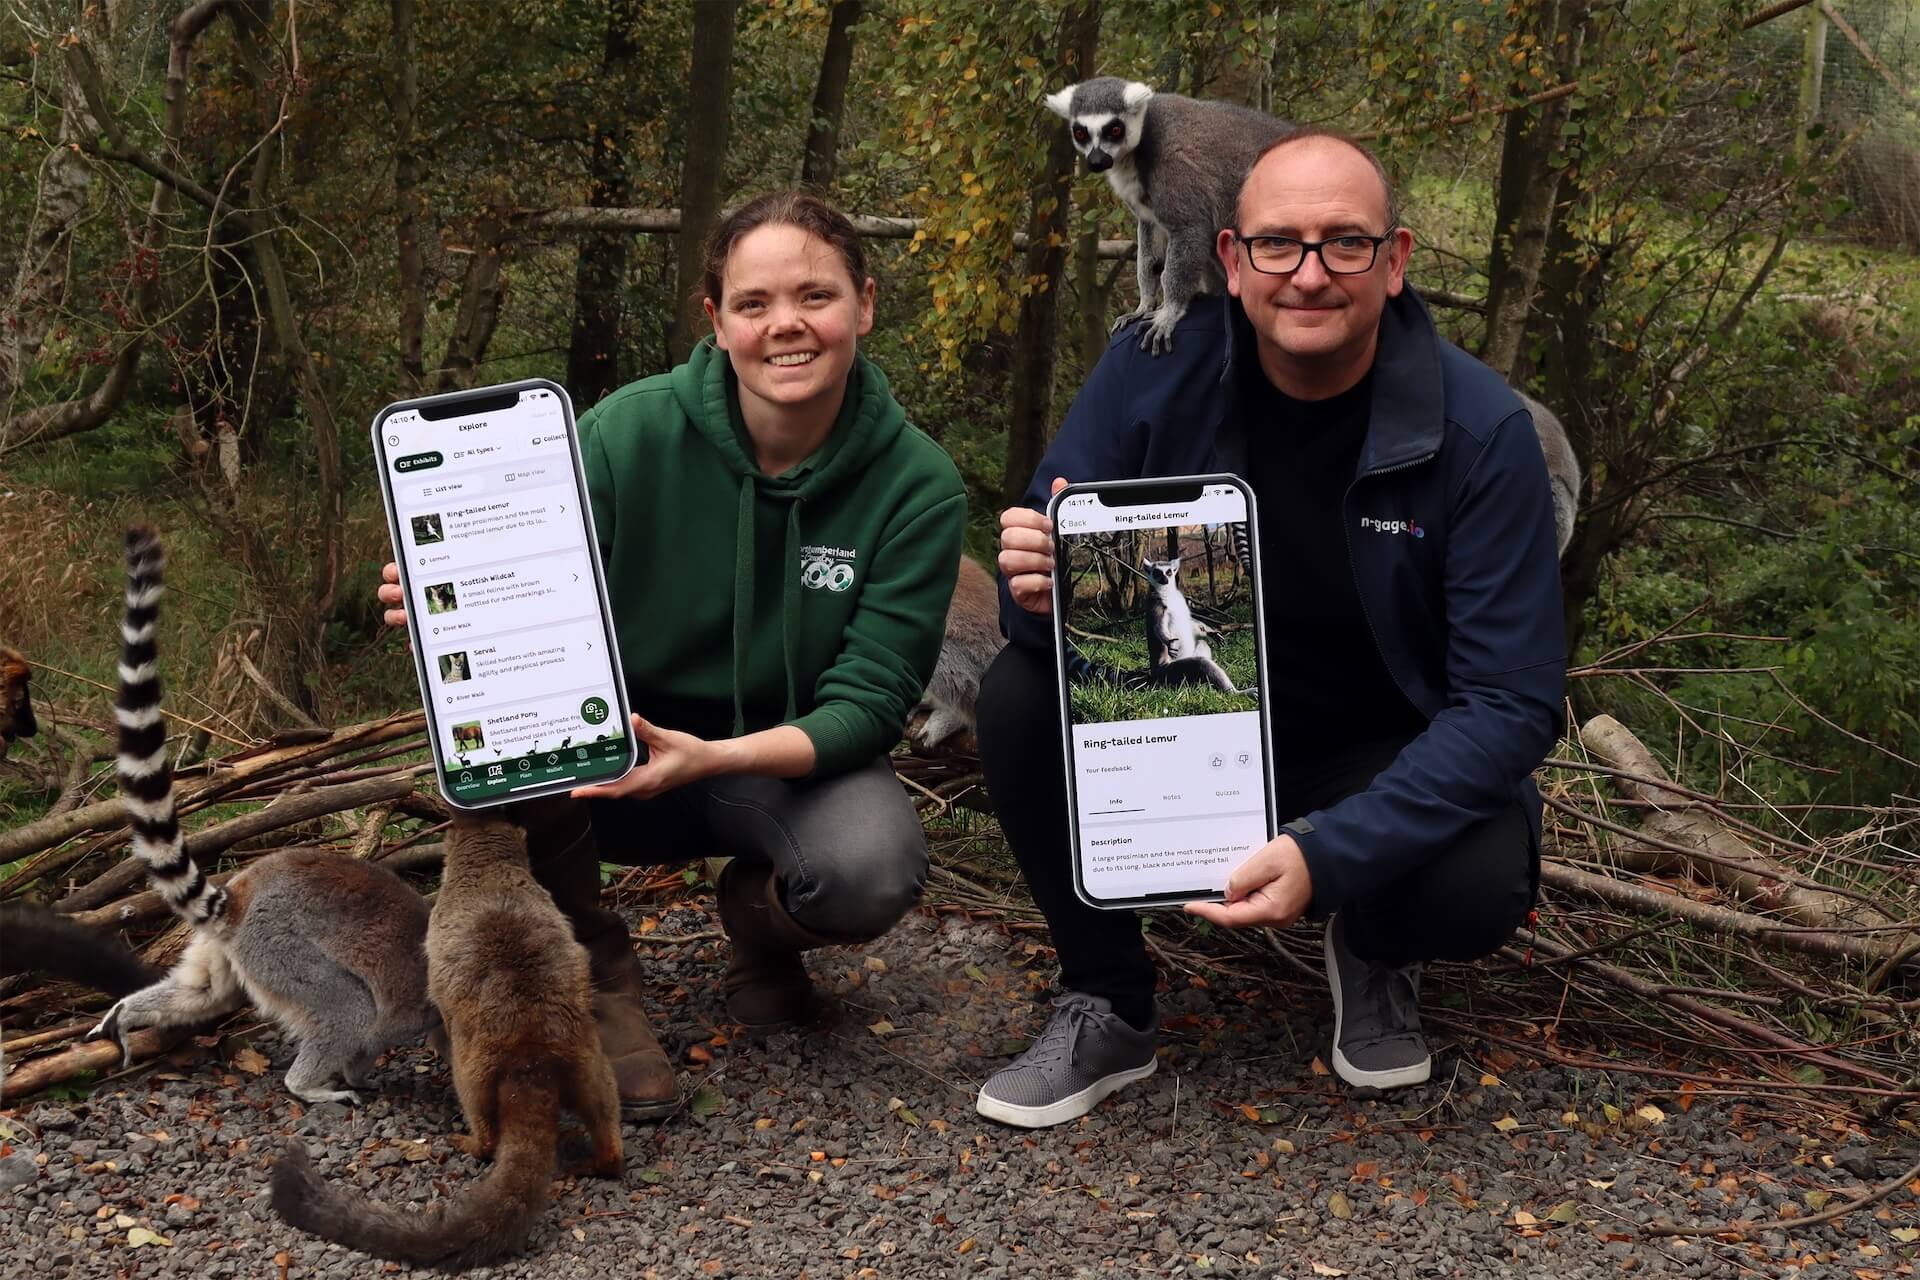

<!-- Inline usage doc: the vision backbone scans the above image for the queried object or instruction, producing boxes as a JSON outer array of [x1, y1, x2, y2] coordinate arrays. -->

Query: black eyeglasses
[[1234, 228, 1397, 275]]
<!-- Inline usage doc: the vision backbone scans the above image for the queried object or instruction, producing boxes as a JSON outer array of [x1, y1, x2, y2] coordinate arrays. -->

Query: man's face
[[1216, 137, 1414, 394]]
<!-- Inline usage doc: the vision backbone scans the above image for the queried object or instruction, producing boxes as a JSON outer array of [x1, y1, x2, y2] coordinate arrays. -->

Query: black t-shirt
[[1241, 367, 1427, 761]]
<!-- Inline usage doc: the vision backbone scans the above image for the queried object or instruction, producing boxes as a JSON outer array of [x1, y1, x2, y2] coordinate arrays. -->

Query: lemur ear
[[1044, 85, 1077, 119], [1121, 81, 1154, 110]]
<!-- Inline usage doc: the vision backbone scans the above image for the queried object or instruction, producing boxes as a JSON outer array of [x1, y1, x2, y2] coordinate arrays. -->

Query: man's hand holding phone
[[1184, 833, 1314, 929], [999, 476, 1069, 615]]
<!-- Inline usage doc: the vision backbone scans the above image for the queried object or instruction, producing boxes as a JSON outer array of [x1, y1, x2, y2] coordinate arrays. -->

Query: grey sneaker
[[1324, 913, 1431, 1089], [975, 993, 1158, 1128]]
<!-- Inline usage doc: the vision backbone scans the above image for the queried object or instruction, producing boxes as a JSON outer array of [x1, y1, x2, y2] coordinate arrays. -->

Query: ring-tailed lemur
[[1046, 77, 1292, 355], [86, 527, 437, 1105], [272, 816, 622, 1269], [1516, 390, 1582, 557], [0, 646, 36, 759], [914, 553, 1007, 748], [1141, 557, 1236, 692]]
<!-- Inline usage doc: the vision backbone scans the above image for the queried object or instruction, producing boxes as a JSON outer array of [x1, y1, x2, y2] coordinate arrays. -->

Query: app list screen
[[1055, 484, 1271, 904], [381, 387, 630, 802]]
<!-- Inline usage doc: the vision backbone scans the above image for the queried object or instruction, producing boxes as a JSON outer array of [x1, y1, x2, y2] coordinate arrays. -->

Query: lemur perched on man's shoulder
[[84, 526, 436, 1105], [1047, 76, 1291, 355]]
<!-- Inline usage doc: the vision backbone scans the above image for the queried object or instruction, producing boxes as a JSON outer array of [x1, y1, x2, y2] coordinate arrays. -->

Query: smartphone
[[1049, 475, 1275, 909], [372, 377, 637, 809]]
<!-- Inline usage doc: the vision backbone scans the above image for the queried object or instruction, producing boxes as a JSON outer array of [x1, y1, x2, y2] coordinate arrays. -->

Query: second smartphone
[[1048, 475, 1276, 909]]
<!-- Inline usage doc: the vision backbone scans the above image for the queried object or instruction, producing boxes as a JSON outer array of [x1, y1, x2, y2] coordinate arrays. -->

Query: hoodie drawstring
[[731, 478, 755, 738], [730, 479, 805, 737]]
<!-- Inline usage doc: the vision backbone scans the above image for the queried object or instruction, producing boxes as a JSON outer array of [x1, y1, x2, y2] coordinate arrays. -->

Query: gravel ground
[[3, 900, 1916, 1279]]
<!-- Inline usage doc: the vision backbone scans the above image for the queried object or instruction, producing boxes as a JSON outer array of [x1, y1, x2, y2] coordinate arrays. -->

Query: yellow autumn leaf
[[1635, 1104, 1667, 1125], [1493, 1117, 1521, 1133], [1311, 1264, 1348, 1277]]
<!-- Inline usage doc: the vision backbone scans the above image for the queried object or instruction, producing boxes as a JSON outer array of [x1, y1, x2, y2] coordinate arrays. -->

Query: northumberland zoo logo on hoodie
[[800, 544, 859, 592]]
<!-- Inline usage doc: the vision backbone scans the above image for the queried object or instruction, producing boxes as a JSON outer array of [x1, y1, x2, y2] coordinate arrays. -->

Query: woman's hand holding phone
[[999, 477, 1070, 615], [377, 561, 407, 629]]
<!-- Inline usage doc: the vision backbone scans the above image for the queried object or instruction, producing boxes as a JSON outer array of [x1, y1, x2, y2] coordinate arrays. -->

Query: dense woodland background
[[0, 0, 1916, 826]]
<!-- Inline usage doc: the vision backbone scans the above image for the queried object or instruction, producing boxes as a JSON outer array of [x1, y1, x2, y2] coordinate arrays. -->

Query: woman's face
[[705, 224, 875, 425]]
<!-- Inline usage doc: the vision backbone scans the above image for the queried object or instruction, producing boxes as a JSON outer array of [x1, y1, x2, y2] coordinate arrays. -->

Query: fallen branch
[[0, 1025, 189, 1102]]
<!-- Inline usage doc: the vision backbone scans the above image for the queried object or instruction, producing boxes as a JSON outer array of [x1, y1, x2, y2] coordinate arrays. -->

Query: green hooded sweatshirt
[[578, 341, 966, 778]]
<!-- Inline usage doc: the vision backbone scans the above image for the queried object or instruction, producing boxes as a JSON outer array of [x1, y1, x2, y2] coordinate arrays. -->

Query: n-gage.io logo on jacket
[[1359, 515, 1424, 539], [800, 544, 859, 592]]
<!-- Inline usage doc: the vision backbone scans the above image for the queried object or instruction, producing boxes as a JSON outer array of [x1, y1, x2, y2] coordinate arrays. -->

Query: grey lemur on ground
[[1046, 76, 1291, 355], [914, 553, 1007, 748], [271, 814, 623, 1270], [85, 526, 435, 1105], [1141, 557, 1236, 693]]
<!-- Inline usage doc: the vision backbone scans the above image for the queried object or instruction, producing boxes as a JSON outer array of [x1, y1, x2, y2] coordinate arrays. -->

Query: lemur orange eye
[[1071, 124, 1089, 142], [1103, 122, 1124, 140]]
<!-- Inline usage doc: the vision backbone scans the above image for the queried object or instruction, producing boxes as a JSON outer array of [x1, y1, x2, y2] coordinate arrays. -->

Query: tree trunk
[[800, 0, 861, 190], [226, 0, 343, 672], [1002, 4, 1097, 506], [390, 0, 426, 393], [0, 6, 114, 405], [1794, 4, 1828, 164], [669, 0, 739, 363], [566, 0, 640, 407], [0, 1, 230, 454], [436, 219, 508, 392], [1481, 0, 1588, 381]]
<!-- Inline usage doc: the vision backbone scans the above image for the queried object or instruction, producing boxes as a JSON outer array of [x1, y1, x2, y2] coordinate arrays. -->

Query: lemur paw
[[290, 1085, 363, 1107], [87, 1003, 134, 1067], [1138, 305, 1185, 355], [1109, 306, 1153, 336]]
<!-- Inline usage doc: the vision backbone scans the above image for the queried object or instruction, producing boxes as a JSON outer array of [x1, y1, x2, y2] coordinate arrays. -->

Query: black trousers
[[976, 642, 1535, 1007]]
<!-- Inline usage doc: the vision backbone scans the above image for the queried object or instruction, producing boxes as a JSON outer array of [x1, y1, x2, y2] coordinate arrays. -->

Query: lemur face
[[0, 647, 37, 758], [1141, 557, 1182, 587], [1045, 79, 1153, 173]]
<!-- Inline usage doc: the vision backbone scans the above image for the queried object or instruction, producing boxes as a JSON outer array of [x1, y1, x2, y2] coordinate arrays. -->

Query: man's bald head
[[1235, 127, 1398, 232]]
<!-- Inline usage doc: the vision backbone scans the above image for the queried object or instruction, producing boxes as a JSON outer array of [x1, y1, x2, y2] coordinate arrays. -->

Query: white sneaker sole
[[1325, 920, 1432, 1091], [974, 1058, 1158, 1129]]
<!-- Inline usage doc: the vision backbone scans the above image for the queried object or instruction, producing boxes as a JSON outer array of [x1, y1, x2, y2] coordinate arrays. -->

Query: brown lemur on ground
[[83, 526, 436, 1105], [0, 645, 38, 759], [270, 814, 624, 1270]]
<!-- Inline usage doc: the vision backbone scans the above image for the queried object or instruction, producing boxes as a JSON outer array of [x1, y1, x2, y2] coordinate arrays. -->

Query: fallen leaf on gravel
[[1238, 1104, 1261, 1122], [689, 1086, 724, 1118], [688, 1045, 713, 1064], [1603, 1103, 1623, 1124], [1635, 1104, 1667, 1125], [1328, 1192, 1352, 1220], [230, 1047, 270, 1076], [396, 1140, 431, 1162], [964, 964, 988, 981], [125, 1228, 171, 1248], [957, 1238, 975, 1254], [1480, 1073, 1502, 1087], [887, 1099, 921, 1127], [1311, 1264, 1347, 1276], [1353, 1161, 1379, 1180], [1309, 1056, 1330, 1076], [929, 1118, 949, 1134], [1890, 1228, 1918, 1243], [865, 956, 887, 972], [1512, 1211, 1538, 1227], [115, 1214, 137, 1228], [1804, 1190, 1832, 1210], [868, 1020, 896, 1036], [1546, 1200, 1579, 1225], [637, 1169, 663, 1184], [754, 1118, 774, 1130], [1493, 1117, 1520, 1133], [1586, 1178, 1616, 1189], [1272, 1139, 1295, 1155], [1677, 1082, 1698, 1112]]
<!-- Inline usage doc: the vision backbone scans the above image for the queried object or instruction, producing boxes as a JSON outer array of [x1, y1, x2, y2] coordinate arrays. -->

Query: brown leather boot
[[714, 859, 832, 1031], [515, 795, 679, 1119]]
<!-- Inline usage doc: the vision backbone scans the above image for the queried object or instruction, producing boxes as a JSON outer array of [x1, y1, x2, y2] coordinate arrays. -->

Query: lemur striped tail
[[116, 526, 226, 927]]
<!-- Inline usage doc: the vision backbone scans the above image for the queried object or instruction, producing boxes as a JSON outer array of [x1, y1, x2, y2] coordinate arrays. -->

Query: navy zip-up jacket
[[1001, 288, 1566, 915]]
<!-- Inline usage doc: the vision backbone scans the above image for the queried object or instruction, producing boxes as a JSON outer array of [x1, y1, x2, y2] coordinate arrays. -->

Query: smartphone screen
[[1051, 477, 1275, 908], [373, 378, 635, 808]]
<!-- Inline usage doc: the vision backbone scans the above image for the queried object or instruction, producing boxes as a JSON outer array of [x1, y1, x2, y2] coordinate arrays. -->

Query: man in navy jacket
[[974, 127, 1566, 1128]]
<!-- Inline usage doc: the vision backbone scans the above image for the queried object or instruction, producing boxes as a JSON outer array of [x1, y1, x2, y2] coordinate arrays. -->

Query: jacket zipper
[[1340, 450, 1437, 718]]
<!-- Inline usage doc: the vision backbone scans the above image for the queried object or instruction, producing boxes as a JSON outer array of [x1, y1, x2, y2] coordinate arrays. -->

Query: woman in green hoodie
[[381, 192, 967, 1113]]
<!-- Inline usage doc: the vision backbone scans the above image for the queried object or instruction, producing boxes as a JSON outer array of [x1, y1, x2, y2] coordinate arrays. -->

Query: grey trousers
[[585, 754, 928, 941]]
